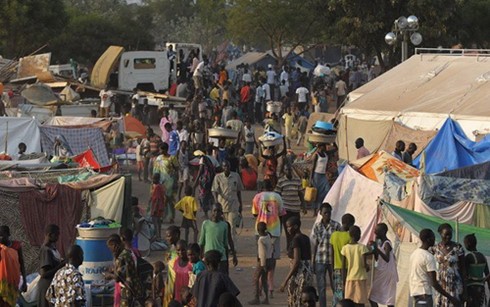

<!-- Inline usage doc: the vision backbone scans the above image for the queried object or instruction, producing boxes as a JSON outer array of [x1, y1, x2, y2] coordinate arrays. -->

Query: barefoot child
[[174, 186, 198, 243], [341, 225, 370, 306], [150, 173, 166, 240], [249, 222, 273, 305]]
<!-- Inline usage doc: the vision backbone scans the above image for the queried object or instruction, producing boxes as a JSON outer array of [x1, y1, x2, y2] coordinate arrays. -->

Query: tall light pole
[[385, 15, 423, 62]]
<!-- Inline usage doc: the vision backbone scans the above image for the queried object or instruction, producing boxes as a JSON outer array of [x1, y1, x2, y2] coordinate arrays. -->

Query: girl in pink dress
[[172, 240, 193, 303]]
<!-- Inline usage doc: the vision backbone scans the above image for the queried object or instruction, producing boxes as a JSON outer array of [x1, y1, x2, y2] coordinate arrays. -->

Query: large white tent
[[338, 54, 490, 160]]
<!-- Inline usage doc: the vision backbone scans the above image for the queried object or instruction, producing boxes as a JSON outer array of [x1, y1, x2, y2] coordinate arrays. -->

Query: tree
[[323, 0, 463, 69], [50, 2, 154, 64], [0, 0, 68, 58], [228, 0, 327, 66], [459, 0, 490, 48]]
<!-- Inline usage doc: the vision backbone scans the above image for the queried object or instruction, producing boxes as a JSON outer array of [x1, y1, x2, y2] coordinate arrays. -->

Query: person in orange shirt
[[218, 66, 228, 86]]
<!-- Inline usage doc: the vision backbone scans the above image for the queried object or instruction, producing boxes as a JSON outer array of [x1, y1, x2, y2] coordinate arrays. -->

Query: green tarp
[[384, 202, 490, 256]]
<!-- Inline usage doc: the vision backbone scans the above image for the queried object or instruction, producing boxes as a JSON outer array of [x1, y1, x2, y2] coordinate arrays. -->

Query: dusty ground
[[127, 123, 332, 306]]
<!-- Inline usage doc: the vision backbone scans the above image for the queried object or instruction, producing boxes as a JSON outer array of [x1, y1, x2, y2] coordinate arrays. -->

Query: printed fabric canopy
[[358, 150, 420, 183], [413, 118, 490, 173], [384, 202, 490, 256], [40, 126, 110, 166]]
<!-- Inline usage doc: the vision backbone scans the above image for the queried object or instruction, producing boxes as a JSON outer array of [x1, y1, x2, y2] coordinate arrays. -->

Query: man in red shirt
[[240, 82, 252, 119]]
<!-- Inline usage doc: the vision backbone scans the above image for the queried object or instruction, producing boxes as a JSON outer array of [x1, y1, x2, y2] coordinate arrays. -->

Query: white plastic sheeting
[[0, 117, 41, 157]]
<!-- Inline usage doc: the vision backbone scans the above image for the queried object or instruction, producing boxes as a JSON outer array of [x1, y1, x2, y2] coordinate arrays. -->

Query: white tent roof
[[225, 52, 274, 70], [344, 54, 490, 121], [338, 54, 490, 160]]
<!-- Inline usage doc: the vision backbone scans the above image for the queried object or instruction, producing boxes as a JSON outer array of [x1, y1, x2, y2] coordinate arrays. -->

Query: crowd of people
[[2, 199, 489, 307], [0, 58, 489, 307]]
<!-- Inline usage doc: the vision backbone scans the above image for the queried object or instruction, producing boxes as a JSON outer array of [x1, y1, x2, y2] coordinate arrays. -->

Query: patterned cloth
[[332, 269, 344, 306], [150, 183, 166, 218], [252, 191, 286, 237], [114, 249, 144, 306], [311, 220, 341, 264], [0, 244, 21, 307], [429, 242, 464, 306], [40, 126, 110, 166], [287, 260, 313, 307], [197, 156, 216, 212], [420, 175, 490, 204], [46, 263, 85, 306], [154, 154, 179, 220]]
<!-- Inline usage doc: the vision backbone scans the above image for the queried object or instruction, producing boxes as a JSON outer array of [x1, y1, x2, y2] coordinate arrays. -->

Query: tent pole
[[3, 121, 8, 153], [455, 217, 459, 243]]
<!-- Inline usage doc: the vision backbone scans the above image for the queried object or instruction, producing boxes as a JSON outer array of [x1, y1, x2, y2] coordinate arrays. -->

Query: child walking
[[177, 140, 190, 199], [282, 107, 294, 149], [174, 186, 198, 243], [341, 225, 370, 307], [136, 137, 144, 181], [150, 173, 166, 240], [249, 222, 273, 305]]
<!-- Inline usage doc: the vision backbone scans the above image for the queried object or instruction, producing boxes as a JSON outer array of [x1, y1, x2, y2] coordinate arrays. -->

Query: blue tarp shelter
[[413, 118, 490, 173]]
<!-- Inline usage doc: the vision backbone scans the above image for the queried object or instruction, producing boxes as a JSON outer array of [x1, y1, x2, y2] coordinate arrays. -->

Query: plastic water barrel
[[76, 237, 114, 283]]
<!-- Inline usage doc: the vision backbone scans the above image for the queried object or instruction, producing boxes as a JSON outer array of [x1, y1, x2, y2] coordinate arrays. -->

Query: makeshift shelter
[[0, 169, 132, 274], [338, 54, 490, 161], [357, 150, 420, 183], [413, 118, 490, 173], [225, 52, 276, 70], [123, 115, 146, 137], [0, 117, 42, 157], [312, 165, 383, 244], [40, 126, 110, 166], [437, 160, 490, 179]]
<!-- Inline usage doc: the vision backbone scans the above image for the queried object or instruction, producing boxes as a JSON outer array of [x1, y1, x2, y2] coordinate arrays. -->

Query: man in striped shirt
[[275, 166, 305, 250]]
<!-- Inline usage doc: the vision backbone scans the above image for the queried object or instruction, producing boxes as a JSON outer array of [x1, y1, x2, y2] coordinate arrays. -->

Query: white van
[[118, 51, 170, 92]]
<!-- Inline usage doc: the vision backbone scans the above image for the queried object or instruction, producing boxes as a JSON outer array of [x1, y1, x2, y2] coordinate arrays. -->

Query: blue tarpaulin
[[413, 118, 490, 173]]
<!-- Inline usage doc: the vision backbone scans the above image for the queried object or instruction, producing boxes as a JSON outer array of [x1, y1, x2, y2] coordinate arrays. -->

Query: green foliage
[[49, 1, 154, 64], [0, 0, 68, 58], [228, 0, 327, 64], [324, 0, 464, 68], [459, 0, 490, 48]]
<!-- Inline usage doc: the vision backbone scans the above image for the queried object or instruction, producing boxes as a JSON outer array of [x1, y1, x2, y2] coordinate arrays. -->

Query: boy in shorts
[[175, 186, 198, 243]]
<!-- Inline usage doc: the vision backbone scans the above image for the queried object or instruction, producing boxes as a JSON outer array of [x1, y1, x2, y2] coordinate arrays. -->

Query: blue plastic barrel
[[75, 237, 114, 283]]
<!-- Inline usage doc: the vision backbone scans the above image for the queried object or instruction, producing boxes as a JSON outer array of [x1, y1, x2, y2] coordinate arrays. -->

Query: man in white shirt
[[168, 104, 179, 124], [262, 80, 271, 102], [176, 120, 189, 144], [280, 66, 289, 88], [99, 87, 114, 117], [266, 64, 276, 100], [279, 80, 288, 99], [242, 68, 252, 84], [409, 229, 460, 307], [193, 57, 206, 92], [295, 84, 309, 111], [335, 78, 347, 109]]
